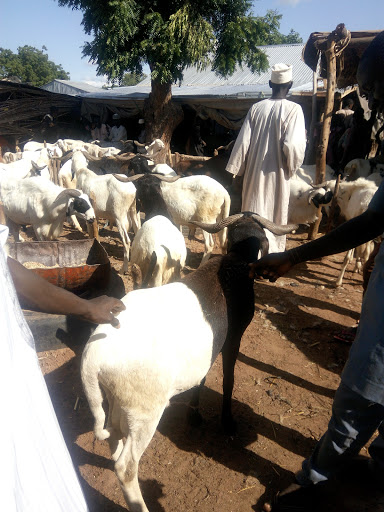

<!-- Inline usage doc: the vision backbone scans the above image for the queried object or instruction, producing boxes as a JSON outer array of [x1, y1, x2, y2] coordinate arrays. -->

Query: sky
[[2, 0, 384, 87]]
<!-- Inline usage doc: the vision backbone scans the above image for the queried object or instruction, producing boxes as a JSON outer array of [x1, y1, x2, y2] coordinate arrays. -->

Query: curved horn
[[113, 173, 145, 183], [133, 140, 146, 147], [52, 188, 81, 207], [190, 214, 245, 233], [114, 153, 137, 161], [250, 214, 298, 235], [151, 173, 180, 182], [82, 150, 101, 162], [31, 161, 48, 171]]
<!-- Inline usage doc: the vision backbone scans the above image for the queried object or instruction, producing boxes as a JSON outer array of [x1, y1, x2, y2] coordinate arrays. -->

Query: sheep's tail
[[218, 192, 231, 252], [81, 350, 110, 441], [142, 251, 157, 288]]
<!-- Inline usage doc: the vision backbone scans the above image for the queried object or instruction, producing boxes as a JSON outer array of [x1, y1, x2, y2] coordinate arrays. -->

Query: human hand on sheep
[[82, 295, 126, 328], [249, 253, 293, 282]]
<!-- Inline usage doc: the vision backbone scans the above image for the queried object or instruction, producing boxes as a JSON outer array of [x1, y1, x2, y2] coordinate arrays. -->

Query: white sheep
[[81, 212, 298, 512], [334, 178, 379, 287], [115, 173, 230, 266], [74, 155, 140, 272], [0, 176, 95, 241], [344, 158, 384, 181], [131, 215, 187, 287]]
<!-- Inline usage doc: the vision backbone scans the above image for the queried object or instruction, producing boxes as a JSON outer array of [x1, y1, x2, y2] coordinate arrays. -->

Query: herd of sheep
[[1, 136, 383, 510]]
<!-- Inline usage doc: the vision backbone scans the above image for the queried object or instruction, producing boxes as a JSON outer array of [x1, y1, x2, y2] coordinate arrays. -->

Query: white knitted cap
[[270, 63, 293, 84]]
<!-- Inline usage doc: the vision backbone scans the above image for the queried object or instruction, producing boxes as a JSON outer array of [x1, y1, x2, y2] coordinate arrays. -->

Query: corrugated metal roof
[[41, 79, 103, 95], [42, 44, 314, 101], [138, 44, 312, 89]]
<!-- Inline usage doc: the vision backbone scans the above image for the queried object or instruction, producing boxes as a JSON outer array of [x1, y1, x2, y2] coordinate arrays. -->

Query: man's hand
[[81, 295, 126, 328], [249, 252, 293, 282]]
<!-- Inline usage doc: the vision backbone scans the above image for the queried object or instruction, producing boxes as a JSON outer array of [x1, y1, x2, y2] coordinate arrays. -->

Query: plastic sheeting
[[0, 225, 88, 512]]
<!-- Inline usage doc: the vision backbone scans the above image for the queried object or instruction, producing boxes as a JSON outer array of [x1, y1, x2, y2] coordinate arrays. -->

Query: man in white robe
[[0, 225, 125, 511], [108, 113, 128, 142], [226, 63, 306, 252]]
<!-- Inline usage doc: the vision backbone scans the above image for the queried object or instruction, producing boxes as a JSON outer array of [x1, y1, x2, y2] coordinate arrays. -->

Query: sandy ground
[[18, 221, 384, 512]]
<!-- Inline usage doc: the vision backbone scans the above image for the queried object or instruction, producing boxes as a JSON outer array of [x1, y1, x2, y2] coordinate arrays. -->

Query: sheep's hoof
[[95, 428, 110, 441], [222, 416, 237, 436], [187, 407, 203, 427]]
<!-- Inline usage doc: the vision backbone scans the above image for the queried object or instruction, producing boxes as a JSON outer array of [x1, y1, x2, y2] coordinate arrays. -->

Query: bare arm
[[7, 257, 125, 328], [249, 208, 384, 281]]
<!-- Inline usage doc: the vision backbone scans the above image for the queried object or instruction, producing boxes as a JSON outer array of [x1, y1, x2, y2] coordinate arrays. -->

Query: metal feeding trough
[[7, 239, 111, 308]]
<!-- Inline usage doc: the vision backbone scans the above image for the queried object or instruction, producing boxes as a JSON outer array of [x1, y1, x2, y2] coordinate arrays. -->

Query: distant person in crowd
[[186, 117, 207, 156], [226, 63, 306, 253], [137, 118, 146, 144], [0, 223, 125, 511], [108, 113, 127, 142], [90, 117, 108, 142], [335, 97, 355, 129], [41, 113, 58, 143], [249, 180, 384, 511], [339, 106, 376, 171]]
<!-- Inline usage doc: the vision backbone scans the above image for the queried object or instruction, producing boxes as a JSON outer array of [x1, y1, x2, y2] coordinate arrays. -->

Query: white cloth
[[109, 124, 127, 142], [226, 98, 306, 252], [0, 225, 88, 512]]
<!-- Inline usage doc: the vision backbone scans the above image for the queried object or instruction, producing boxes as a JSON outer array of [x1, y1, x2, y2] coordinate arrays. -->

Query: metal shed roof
[[42, 43, 314, 100]]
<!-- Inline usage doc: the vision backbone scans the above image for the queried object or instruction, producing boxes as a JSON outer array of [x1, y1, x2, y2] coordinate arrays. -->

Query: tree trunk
[[144, 80, 184, 163]]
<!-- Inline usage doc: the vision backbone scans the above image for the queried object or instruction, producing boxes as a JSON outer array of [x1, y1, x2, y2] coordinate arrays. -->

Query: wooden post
[[304, 71, 318, 165], [326, 173, 341, 232], [89, 193, 99, 241], [308, 25, 348, 239], [0, 202, 6, 226]]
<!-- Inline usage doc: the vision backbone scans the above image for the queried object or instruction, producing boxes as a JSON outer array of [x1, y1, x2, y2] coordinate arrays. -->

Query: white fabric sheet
[[0, 225, 88, 512], [226, 98, 306, 252]]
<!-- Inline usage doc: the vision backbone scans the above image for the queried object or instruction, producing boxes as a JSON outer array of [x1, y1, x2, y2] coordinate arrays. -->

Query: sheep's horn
[[134, 140, 146, 147], [250, 213, 298, 235], [59, 150, 74, 165], [82, 150, 101, 162], [151, 173, 180, 182], [113, 173, 144, 182], [52, 188, 81, 207], [190, 214, 245, 233], [311, 180, 332, 189], [113, 153, 137, 161], [31, 161, 47, 171]]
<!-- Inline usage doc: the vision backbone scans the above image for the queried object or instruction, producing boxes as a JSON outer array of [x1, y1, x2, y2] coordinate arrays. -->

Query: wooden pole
[[89, 193, 99, 241], [308, 28, 339, 240], [0, 202, 7, 226], [304, 71, 318, 165]]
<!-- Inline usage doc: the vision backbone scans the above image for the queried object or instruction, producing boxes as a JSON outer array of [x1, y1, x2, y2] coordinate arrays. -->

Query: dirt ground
[[20, 221, 384, 512]]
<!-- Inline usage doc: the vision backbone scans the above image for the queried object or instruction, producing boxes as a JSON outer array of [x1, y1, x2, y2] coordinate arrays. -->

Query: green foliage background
[[0, 46, 70, 87], [57, 0, 301, 85]]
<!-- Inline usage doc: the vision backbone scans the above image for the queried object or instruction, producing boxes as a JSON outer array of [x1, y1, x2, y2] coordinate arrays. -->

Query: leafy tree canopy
[[0, 46, 70, 87], [121, 72, 147, 86], [57, 0, 299, 85]]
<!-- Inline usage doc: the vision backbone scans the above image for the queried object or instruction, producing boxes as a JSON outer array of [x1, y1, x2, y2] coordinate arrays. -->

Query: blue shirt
[[342, 181, 384, 404]]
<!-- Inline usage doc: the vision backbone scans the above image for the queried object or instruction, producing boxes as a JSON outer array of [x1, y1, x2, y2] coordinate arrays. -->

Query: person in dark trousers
[[249, 181, 384, 510]]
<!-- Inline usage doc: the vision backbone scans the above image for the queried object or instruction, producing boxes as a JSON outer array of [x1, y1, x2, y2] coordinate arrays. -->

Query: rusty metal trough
[[7, 239, 111, 304]]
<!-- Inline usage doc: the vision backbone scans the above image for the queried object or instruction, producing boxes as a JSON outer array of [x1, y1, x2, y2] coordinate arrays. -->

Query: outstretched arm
[[7, 257, 125, 328], [249, 208, 384, 282]]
